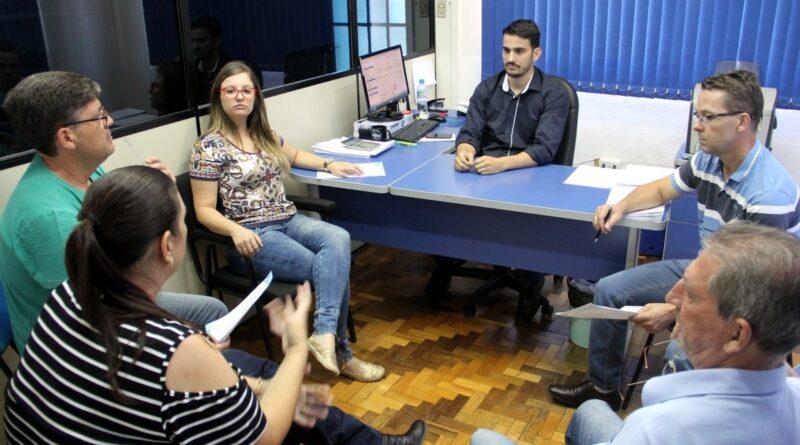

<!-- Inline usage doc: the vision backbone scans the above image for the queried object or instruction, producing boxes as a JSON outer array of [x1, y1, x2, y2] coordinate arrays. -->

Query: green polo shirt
[[0, 155, 103, 353]]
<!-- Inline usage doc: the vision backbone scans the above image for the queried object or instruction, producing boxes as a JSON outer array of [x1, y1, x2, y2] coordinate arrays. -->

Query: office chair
[[175, 174, 356, 359], [425, 76, 579, 318]]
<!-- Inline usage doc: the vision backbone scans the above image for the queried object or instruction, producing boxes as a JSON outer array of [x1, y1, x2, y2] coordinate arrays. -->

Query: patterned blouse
[[190, 132, 297, 226]]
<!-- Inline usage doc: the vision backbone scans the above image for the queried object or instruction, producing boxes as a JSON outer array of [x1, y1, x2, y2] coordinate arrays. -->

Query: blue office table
[[292, 134, 666, 281], [291, 136, 457, 193]]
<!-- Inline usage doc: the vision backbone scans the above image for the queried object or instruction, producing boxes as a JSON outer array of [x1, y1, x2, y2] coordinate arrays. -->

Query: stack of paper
[[563, 164, 674, 223], [606, 186, 665, 223], [564, 165, 673, 189], [313, 137, 394, 158]]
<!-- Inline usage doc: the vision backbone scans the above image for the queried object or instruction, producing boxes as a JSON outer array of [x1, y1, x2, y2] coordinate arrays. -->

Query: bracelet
[[322, 158, 335, 172]]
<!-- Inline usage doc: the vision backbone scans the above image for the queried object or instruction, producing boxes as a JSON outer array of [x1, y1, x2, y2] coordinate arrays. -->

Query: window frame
[[0, 0, 435, 170]]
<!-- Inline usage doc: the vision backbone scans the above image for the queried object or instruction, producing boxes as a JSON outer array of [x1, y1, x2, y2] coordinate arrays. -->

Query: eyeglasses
[[64, 110, 110, 129], [692, 110, 746, 124], [220, 86, 256, 99]]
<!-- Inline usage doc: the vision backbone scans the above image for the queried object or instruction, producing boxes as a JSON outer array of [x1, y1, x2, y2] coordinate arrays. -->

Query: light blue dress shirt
[[609, 365, 800, 444]]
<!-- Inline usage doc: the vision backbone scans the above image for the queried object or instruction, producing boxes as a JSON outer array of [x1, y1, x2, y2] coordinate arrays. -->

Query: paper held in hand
[[205, 272, 273, 342], [556, 303, 643, 320]]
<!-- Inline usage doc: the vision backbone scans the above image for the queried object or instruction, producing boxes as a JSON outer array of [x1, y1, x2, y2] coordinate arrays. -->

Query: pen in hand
[[593, 208, 613, 243]]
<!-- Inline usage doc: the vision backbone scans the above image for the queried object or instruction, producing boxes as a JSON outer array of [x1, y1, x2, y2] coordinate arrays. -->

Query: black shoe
[[382, 419, 427, 445], [540, 297, 554, 321], [549, 380, 621, 410], [514, 286, 541, 326]]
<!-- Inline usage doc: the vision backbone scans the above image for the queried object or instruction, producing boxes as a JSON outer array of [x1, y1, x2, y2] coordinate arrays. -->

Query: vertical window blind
[[482, 0, 800, 109]]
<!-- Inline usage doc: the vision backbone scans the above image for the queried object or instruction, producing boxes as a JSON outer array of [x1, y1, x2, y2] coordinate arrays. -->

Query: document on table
[[607, 185, 665, 222], [313, 137, 394, 157], [316, 161, 386, 179], [206, 272, 273, 342], [618, 164, 674, 186], [563, 164, 675, 189], [563, 165, 629, 189], [556, 303, 643, 320]]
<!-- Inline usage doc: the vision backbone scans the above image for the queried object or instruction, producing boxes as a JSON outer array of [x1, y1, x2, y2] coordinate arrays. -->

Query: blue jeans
[[565, 400, 623, 445], [663, 340, 694, 373], [470, 429, 517, 445], [155, 291, 228, 325], [588, 259, 690, 390], [226, 214, 354, 361], [222, 350, 381, 445]]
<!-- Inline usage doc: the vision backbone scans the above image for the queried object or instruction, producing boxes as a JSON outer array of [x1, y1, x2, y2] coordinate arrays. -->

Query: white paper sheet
[[563, 165, 629, 189], [205, 272, 273, 342], [618, 164, 675, 186], [556, 303, 643, 320], [564, 164, 675, 190], [606, 185, 665, 221], [316, 161, 386, 179]]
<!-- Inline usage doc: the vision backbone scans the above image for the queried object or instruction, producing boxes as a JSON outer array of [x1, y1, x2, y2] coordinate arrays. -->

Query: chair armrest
[[191, 227, 235, 247], [287, 194, 336, 217]]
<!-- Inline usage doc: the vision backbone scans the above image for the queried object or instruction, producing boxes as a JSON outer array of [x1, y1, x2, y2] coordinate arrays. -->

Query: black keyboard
[[391, 119, 439, 143]]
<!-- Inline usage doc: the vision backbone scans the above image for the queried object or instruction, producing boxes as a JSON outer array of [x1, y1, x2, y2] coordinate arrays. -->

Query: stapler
[[456, 100, 469, 116], [428, 98, 446, 113]]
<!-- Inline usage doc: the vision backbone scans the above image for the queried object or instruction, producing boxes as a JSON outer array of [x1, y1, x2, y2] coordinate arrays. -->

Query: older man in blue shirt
[[471, 221, 800, 445]]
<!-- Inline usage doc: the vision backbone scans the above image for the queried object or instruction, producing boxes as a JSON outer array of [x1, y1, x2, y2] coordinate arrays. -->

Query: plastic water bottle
[[416, 78, 429, 119]]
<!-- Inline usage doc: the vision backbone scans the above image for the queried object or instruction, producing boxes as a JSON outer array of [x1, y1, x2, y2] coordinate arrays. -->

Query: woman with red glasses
[[189, 61, 384, 382]]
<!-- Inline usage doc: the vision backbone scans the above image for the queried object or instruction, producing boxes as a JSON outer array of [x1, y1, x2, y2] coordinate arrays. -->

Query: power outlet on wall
[[436, 0, 447, 18], [596, 158, 624, 169]]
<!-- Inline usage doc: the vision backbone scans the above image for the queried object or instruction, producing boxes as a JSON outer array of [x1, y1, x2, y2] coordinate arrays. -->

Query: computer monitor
[[359, 45, 408, 121]]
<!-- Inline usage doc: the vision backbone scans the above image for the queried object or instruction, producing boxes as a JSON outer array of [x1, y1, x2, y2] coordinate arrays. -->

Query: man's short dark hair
[[701, 69, 763, 130], [502, 19, 540, 49], [191, 16, 222, 39], [3, 71, 100, 156]]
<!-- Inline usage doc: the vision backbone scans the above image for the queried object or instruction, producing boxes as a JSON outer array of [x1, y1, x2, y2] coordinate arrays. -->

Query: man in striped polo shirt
[[549, 69, 800, 409]]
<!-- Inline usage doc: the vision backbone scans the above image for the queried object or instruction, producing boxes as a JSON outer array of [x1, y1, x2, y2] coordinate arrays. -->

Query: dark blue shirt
[[456, 67, 568, 165]]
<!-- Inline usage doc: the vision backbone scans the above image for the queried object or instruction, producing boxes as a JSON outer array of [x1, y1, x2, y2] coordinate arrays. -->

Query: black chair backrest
[[175, 173, 207, 282], [550, 76, 579, 167]]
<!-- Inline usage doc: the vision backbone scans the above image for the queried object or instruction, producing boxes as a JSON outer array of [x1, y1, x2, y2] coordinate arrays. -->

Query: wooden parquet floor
[[231, 245, 664, 445]]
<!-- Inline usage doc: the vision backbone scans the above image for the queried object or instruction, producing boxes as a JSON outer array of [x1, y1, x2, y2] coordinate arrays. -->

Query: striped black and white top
[[4, 282, 266, 444]]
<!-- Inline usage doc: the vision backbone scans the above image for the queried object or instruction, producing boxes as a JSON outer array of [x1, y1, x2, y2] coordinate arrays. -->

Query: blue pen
[[594, 208, 613, 243]]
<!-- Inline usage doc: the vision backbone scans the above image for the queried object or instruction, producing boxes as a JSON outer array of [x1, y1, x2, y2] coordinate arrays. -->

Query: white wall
[[434, 1, 800, 180]]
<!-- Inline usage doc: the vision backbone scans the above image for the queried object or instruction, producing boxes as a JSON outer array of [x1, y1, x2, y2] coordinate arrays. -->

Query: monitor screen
[[359, 45, 409, 113]]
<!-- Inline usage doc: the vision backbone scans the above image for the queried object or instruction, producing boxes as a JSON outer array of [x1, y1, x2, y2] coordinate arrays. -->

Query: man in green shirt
[[0, 71, 227, 352]]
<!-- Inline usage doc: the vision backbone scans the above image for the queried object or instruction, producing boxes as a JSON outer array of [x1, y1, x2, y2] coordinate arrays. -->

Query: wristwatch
[[322, 158, 335, 172]]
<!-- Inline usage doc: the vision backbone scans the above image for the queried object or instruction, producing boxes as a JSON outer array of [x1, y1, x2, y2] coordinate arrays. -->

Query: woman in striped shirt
[[4, 166, 308, 444]]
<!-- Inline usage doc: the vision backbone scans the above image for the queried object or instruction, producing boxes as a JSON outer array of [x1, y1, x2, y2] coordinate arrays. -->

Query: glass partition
[[0, 0, 434, 168]]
